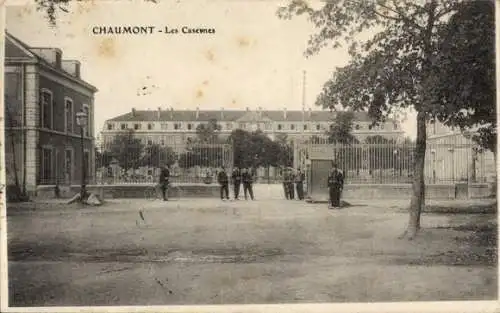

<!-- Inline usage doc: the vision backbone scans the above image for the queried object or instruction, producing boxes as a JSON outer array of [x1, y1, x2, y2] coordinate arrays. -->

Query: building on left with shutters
[[4, 32, 98, 196]]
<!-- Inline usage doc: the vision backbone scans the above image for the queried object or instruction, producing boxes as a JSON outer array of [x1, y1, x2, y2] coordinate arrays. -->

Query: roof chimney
[[131, 108, 136, 116], [308, 107, 312, 118], [31, 47, 62, 68], [196, 107, 199, 120], [283, 107, 287, 119], [221, 107, 224, 120], [157, 107, 161, 120], [258, 106, 262, 119], [61, 60, 81, 78], [170, 107, 174, 119]]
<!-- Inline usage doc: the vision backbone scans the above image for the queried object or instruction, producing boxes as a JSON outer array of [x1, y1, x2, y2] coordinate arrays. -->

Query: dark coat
[[242, 172, 253, 184], [159, 168, 170, 183], [218, 171, 229, 185], [231, 170, 241, 183], [327, 169, 344, 188]]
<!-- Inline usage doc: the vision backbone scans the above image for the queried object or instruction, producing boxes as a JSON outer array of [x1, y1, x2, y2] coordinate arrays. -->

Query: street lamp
[[76, 111, 88, 201]]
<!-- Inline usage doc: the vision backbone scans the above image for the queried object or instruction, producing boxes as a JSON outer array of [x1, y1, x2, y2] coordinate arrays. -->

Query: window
[[121, 123, 127, 130], [148, 139, 153, 145], [368, 125, 373, 130], [174, 123, 180, 130], [161, 123, 168, 130], [134, 123, 141, 130], [393, 123, 398, 130], [355, 124, 360, 130], [187, 123, 192, 130], [226, 123, 232, 130], [64, 98, 73, 133], [239, 123, 245, 129], [64, 149, 73, 184], [380, 124, 385, 130], [303, 124, 308, 131], [83, 105, 90, 136], [107, 123, 114, 130], [161, 140, 165, 146], [265, 123, 272, 130], [147, 123, 154, 130], [291, 124, 295, 130], [277, 124, 282, 130], [316, 124, 320, 131], [41, 147, 53, 184], [40, 89, 53, 129]]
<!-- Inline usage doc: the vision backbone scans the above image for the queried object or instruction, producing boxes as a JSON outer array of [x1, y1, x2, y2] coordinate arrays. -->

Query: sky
[[4, 0, 417, 138]]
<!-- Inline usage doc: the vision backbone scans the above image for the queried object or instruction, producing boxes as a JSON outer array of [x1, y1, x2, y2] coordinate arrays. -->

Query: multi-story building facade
[[425, 120, 496, 184], [101, 107, 404, 148], [4, 32, 98, 194]]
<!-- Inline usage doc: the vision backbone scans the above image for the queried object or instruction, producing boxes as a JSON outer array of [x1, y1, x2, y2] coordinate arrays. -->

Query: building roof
[[4, 31, 98, 93], [107, 109, 391, 123]]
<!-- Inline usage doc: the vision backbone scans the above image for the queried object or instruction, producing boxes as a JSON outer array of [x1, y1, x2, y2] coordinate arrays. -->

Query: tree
[[104, 130, 144, 172], [326, 111, 358, 145], [140, 144, 177, 168], [278, 0, 469, 239], [429, 1, 495, 154], [195, 118, 222, 143]]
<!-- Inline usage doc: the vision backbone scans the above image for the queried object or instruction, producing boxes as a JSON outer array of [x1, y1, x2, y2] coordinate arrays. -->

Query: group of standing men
[[282, 168, 305, 200], [217, 167, 255, 200], [160, 161, 345, 209]]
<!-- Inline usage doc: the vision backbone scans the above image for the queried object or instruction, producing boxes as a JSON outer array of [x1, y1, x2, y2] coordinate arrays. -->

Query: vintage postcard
[[0, 0, 498, 312]]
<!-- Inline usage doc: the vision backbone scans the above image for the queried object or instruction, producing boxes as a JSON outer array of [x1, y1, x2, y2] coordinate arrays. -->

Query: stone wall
[[30, 183, 494, 200]]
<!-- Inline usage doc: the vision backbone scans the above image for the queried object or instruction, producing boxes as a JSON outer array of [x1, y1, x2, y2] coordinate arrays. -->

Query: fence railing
[[93, 139, 492, 185], [297, 141, 492, 185]]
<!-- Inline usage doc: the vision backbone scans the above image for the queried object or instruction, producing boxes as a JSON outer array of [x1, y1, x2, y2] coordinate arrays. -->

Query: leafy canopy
[[277, 1, 462, 120]]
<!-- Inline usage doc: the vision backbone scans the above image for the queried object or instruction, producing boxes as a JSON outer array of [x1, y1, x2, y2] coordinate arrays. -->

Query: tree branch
[[376, 1, 425, 31]]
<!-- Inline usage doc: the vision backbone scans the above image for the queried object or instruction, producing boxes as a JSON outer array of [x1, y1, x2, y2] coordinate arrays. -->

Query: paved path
[[6, 198, 497, 306]]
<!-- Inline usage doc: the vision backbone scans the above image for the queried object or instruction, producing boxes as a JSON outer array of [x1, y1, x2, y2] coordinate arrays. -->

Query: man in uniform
[[327, 162, 344, 209], [287, 168, 295, 200], [231, 167, 242, 200], [217, 166, 230, 200], [295, 168, 305, 200], [282, 168, 289, 200], [241, 168, 255, 200], [159, 165, 170, 201]]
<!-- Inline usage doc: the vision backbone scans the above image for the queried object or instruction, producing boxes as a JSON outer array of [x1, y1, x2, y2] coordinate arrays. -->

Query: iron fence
[[296, 141, 493, 185], [96, 141, 233, 184], [94, 137, 493, 185]]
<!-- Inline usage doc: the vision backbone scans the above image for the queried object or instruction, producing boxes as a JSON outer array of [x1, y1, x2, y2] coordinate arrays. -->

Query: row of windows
[[107, 121, 397, 132], [40, 89, 91, 137]]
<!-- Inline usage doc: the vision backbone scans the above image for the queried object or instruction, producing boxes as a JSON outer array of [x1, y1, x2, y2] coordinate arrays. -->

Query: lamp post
[[76, 111, 88, 202]]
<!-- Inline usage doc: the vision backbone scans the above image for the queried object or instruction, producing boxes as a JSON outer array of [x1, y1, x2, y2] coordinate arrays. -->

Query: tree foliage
[[327, 111, 359, 144], [140, 144, 177, 168], [429, 0, 496, 152], [104, 129, 144, 171], [195, 118, 222, 143]]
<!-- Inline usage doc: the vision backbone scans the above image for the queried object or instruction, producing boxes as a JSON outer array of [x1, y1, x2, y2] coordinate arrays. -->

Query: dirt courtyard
[[6, 197, 497, 306]]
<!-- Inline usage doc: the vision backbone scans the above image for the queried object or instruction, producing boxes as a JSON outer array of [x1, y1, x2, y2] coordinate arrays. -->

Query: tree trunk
[[402, 111, 427, 240]]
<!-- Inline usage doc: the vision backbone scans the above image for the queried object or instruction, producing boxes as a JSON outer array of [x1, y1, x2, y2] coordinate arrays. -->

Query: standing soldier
[[287, 168, 295, 200], [159, 165, 170, 201], [327, 162, 344, 209], [217, 167, 230, 200], [231, 167, 242, 200], [282, 168, 289, 200], [241, 168, 255, 200], [295, 168, 305, 200]]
